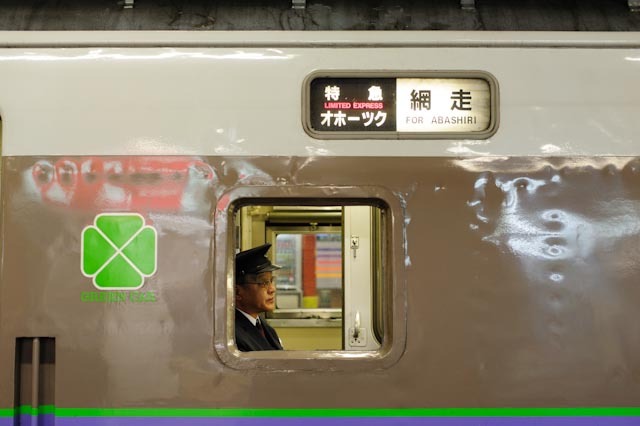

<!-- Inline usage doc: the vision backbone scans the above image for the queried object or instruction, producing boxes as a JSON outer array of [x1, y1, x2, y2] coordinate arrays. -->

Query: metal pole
[[31, 338, 40, 413]]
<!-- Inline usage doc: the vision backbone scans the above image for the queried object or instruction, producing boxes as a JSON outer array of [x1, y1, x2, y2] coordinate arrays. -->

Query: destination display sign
[[305, 73, 497, 139]]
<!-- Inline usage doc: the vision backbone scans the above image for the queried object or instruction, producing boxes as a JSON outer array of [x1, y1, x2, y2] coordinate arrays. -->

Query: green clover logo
[[81, 213, 157, 290]]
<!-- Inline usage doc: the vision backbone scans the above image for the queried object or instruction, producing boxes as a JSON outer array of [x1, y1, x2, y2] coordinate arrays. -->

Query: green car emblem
[[81, 213, 157, 290]]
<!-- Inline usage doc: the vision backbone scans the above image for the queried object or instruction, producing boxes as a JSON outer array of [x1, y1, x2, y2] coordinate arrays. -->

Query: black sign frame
[[302, 70, 500, 140]]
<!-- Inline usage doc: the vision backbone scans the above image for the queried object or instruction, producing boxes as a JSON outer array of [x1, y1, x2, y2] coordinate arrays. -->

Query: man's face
[[235, 271, 276, 317]]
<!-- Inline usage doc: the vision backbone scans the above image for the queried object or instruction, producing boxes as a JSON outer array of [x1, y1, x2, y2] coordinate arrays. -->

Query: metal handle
[[352, 311, 361, 339]]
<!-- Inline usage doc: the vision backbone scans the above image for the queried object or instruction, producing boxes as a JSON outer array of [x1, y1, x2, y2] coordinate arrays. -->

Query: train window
[[235, 205, 382, 351], [213, 187, 407, 370], [272, 232, 343, 309]]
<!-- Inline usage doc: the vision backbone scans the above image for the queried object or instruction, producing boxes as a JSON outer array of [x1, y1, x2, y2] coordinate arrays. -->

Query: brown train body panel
[[0, 155, 639, 408]]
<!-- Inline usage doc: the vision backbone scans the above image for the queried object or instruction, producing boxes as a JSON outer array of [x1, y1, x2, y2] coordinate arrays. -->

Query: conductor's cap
[[235, 243, 281, 280]]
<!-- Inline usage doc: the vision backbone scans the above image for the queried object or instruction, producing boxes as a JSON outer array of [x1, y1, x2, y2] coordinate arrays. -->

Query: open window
[[214, 186, 406, 370], [236, 205, 384, 351]]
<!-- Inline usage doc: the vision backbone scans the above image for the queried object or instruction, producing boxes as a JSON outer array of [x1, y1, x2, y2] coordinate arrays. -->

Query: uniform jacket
[[235, 309, 283, 351]]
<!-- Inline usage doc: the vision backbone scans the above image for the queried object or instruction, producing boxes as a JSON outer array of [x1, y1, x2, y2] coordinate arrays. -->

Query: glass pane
[[274, 234, 301, 291], [315, 233, 342, 309], [274, 233, 342, 310]]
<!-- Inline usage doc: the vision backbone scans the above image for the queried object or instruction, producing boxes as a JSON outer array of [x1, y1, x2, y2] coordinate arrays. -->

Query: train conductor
[[235, 243, 284, 351]]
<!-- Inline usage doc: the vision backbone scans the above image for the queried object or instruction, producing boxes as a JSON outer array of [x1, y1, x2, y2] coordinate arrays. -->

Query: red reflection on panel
[[30, 157, 214, 211]]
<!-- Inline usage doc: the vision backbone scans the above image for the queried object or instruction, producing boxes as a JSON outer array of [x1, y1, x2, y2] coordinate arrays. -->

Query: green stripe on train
[[0, 407, 639, 417], [0, 405, 55, 416]]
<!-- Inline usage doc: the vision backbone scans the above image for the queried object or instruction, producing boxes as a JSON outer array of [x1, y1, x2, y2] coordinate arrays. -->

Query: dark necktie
[[256, 319, 266, 338]]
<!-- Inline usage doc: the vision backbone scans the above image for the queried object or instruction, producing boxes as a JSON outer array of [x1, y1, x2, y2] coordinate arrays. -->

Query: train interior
[[235, 203, 385, 351]]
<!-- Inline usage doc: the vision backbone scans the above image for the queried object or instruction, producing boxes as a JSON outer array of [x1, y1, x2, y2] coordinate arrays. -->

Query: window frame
[[213, 185, 407, 371]]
